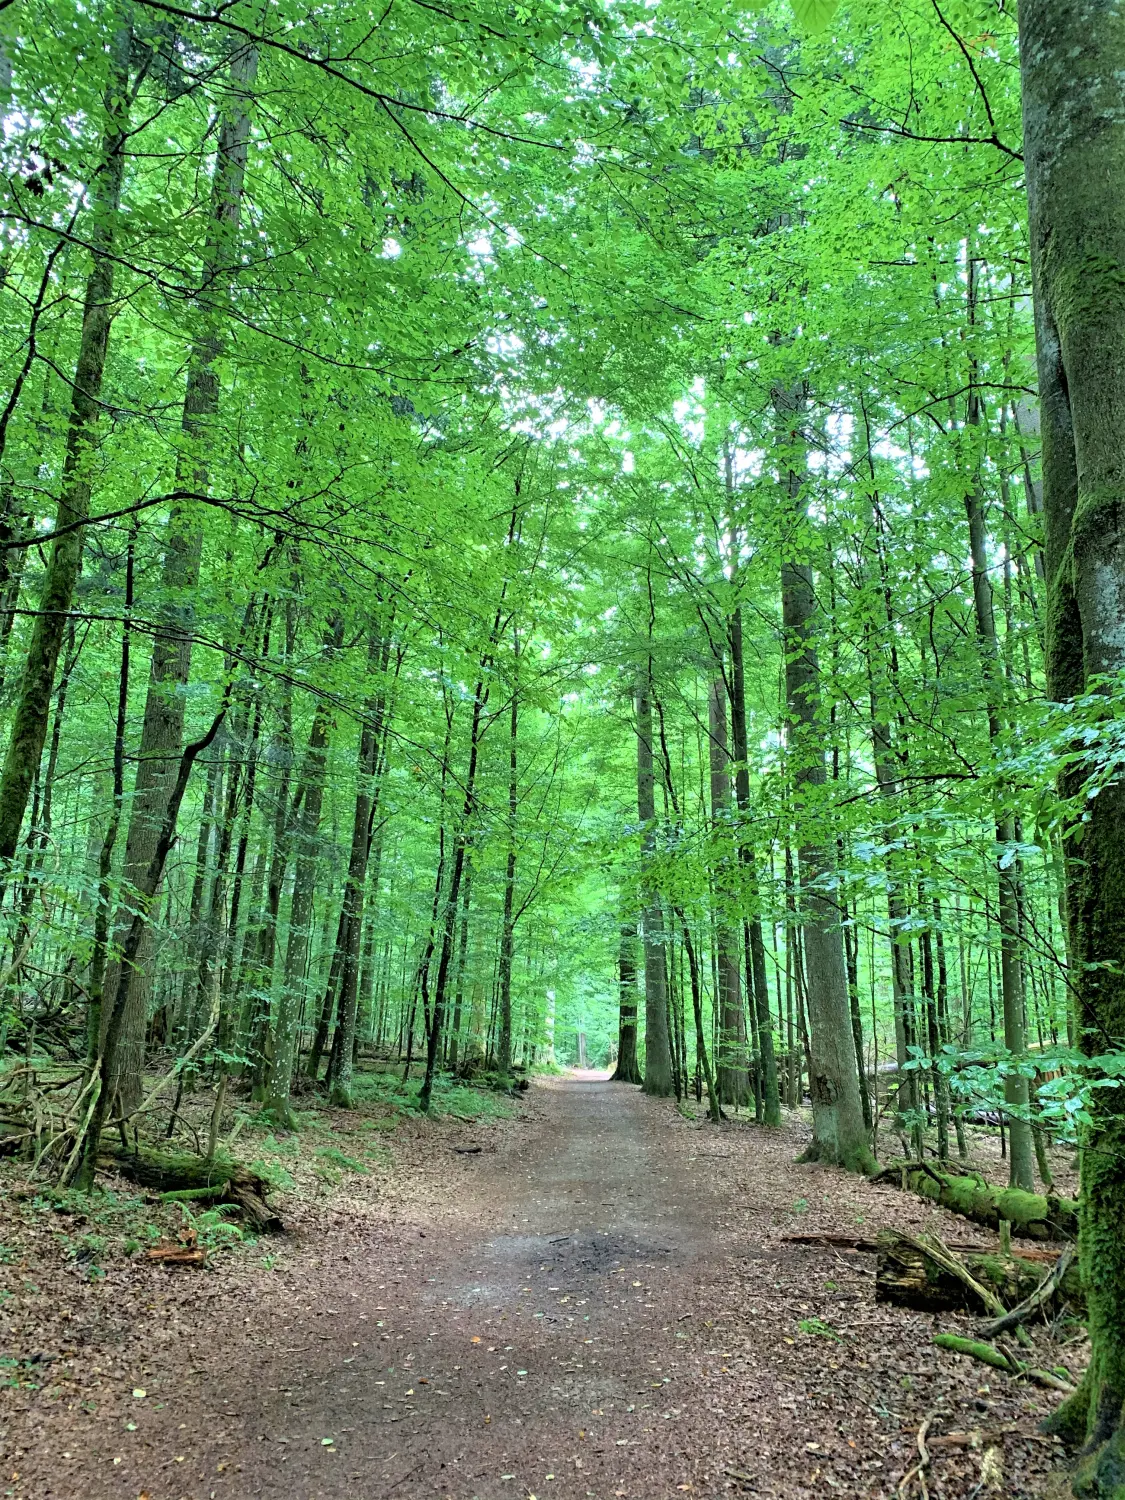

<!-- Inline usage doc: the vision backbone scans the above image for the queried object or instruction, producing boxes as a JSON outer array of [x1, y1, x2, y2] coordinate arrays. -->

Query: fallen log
[[782, 1231, 1059, 1262], [873, 1161, 1077, 1240], [100, 1145, 283, 1233], [875, 1230, 1084, 1316], [146, 1243, 208, 1267]]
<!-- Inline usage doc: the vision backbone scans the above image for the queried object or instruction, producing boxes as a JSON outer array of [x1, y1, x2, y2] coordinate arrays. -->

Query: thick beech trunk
[[1020, 3, 1125, 1481]]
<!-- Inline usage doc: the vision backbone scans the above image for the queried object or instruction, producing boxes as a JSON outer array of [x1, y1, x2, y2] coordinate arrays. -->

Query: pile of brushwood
[[787, 1219, 1081, 1399], [0, 1061, 282, 1237]]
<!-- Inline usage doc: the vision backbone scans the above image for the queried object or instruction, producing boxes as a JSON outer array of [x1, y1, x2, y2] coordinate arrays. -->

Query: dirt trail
[[6, 1077, 1069, 1499]]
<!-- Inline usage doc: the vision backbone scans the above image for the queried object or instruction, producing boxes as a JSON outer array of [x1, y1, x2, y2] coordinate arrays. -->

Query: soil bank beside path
[[3, 1077, 1071, 1499]]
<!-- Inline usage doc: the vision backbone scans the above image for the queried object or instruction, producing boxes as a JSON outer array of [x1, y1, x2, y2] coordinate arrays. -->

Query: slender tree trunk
[[420, 504, 518, 1113], [71, 705, 228, 1187], [728, 607, 781, 1124], [0, 10, 132, 876], [248, 599, 298, 1094], [961, 263, 1034, 1193], [418, 668, 488, 1113], [99, 38, 259, 1110], [329, 626, 392, 1105], [776, 388, 870, 1170], [1020, 3, 1125, 1474], [706, 677, 750, 1107], [611, 920, 642, 1083], [447, 852, 473, 1071], [636, 681, 673, 1097], [87, 530, 134, 1062], [496, 634, 519, 1077], [266, 629, 338, 1124]]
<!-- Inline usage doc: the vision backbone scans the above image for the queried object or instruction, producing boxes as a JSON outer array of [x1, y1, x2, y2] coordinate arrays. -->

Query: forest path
[[19, 1078, 1067, 1499]]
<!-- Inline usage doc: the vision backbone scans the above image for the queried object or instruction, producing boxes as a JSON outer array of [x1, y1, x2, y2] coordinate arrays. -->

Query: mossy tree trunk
[[1020, 7, 1125, 1483]]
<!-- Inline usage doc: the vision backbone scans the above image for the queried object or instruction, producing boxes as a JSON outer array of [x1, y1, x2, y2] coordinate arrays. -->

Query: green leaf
[[791, 0, 840, 30]]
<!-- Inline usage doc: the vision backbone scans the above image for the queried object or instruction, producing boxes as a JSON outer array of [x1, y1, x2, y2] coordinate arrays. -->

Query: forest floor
[[0, 1074, 1078, 1500]]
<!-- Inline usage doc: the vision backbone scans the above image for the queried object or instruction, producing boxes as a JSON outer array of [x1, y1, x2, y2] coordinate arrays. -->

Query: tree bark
[[0, 9, 132, 875], [776, 389, 871, 1171], [266, 627, 339, 1124], [1020, 2, 1125, 1477], [636, 681, 673, 1097], [100, 36, 259, 1110], [728, 605, 781, 1124], [328, 626, 392, 1104], [706, 677, 750, 1108], [611, 921, 642, 1083]]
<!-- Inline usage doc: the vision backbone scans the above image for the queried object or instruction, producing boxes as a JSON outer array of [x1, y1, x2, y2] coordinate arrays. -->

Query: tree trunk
[[611, 921, 642, 1083], [100, 37, 259, 1111], [420, 505, 518, 1113], [447, 853, 473, 1070], [636, 682, 673, 1097], [776, 390, 871, 1171], [266, 629, 338, 1124], [0, 10, 132, 876], [1020, 2, 1125, 1477], [728, 606, 781, 1124], [328, 626, 392, 1105], [962, 269, 1035, 1193], [706, 677, 750, 1108], [72, 706, 228, 1187], [496, 634, 519, 1077]]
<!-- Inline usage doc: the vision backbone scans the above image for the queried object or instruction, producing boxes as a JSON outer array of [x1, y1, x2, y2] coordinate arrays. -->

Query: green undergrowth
[[0, 1173, 248, 1281], [235, 1066, 518, 1188], [1, 1064, 520, 1278], [344, 1065, 519, 1120]]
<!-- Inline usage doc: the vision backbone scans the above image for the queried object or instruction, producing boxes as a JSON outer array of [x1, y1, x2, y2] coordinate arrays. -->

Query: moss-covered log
[[875, 1162, 1077, 1239], [100, 1145, 282, 1232], [876, 1230, 1084, 1315]]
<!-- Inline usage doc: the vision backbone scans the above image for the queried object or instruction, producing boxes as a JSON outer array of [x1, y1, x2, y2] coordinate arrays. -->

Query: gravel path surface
[[3, 1076, 1073, 1499]]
